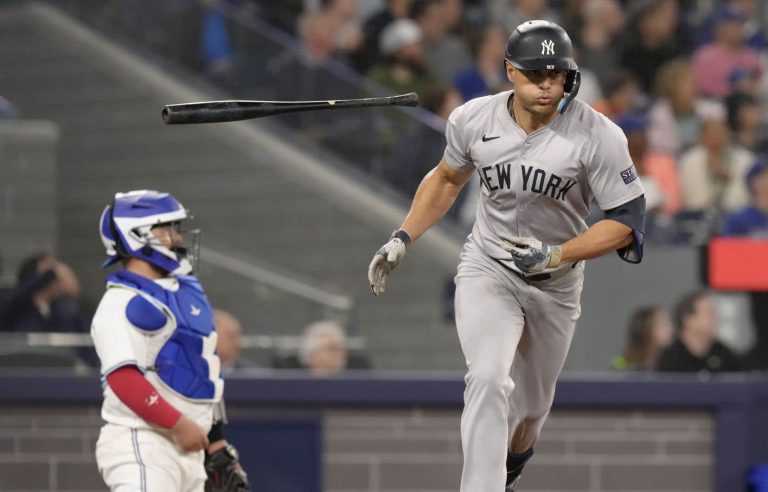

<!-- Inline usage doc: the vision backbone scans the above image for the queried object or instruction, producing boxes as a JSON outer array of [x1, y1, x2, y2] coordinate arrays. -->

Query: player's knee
[[466, 363, 513, 395]]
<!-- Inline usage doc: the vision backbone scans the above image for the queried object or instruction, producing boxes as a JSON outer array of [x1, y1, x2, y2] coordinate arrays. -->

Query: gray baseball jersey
[[445, 90, 644, 274], [443, 91, 644, 491]]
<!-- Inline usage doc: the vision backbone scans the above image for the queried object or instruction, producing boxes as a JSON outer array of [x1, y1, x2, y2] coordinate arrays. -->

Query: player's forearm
[[106, 365, 182, 429], [400, 166, 465, 241], [560, 219, 632, 263]]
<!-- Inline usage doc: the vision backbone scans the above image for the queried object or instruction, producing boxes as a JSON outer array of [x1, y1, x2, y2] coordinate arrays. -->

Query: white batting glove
[[368, 230, 411, 296], [500, 236, 562, 274]]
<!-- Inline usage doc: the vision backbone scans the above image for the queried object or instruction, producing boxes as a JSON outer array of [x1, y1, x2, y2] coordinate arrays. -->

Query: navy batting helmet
[[505, 20, 577, 71], [504, 20, 581, 113]]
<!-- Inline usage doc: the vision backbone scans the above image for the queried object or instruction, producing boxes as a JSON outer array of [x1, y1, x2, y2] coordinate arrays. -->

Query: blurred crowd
[[1, 250, 765, 377], [614, 288, 768, 374], [2, 0, 768, 374], [0, 252, 367, 376], [245, 0, 768, 242]]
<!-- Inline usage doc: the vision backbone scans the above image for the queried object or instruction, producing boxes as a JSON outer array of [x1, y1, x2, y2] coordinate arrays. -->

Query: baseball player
[[91, 190, 249, 492], [368, 21, 645, 491]]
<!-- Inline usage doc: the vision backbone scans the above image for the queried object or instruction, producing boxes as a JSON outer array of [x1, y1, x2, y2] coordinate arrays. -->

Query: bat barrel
[[162, 93, 419, 125]]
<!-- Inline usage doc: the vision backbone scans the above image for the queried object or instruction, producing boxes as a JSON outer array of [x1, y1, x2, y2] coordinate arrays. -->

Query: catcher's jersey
[[91, 274, 220, 433], [444, 91, 644, 273]]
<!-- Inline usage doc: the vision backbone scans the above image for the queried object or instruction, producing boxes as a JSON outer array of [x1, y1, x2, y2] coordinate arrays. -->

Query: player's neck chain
[[508, 94, 517, 123]]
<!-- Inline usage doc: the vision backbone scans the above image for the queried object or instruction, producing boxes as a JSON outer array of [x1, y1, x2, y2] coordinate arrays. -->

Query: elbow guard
[[604, 194, 645, 264]]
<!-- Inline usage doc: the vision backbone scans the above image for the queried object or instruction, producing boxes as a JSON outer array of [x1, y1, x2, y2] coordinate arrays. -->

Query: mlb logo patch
[[621, 165, 638, 185]]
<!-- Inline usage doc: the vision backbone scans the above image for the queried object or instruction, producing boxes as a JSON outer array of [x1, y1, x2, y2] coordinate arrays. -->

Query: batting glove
[[368, 230, 411, 296], [501, 236, 562, 274]]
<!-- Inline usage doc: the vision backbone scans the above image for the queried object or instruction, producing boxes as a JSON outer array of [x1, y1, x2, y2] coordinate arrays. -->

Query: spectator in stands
[[352, 0, 413, 72], [576, 0, 625, 89], [726, 92, 768, 154], [557, 0, 588, 39], [452, 24, 509, 101], [367, 18, 442, 97], [722, 159, 768, 236], [647, 59, 724, 157], [592, 70, 640, 122], [692, 8, 762, 99], [729, 65, 763, 99], [214, 309, 244, 374], [297, 320, 370, 376], [0, 253, 86, 333], [679, 117, 752, 213], [413, 0, 471, 85], [656, 290, 742, 373], [488, 0, 562, 35], [201, 0, 235, 86], [696, 0, 767, 53], [617, 113, 679, 218], [613, 306, 673, 370], [619, 0, 688, 95], [442, 0, 465, 36], [298, 0, 363, 62], [299, 320, 348, 376]]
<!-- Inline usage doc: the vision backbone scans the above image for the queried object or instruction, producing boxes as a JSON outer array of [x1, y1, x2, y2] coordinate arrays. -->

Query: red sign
[[708, 237, 768, 291]]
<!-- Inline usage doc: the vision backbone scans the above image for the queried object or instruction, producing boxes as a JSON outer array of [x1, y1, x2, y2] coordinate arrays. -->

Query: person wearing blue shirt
[[722, 159, 768, 237]]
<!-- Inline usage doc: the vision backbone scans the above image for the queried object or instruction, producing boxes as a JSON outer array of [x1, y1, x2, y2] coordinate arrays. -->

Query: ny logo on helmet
[[541, 40, 555, 55]]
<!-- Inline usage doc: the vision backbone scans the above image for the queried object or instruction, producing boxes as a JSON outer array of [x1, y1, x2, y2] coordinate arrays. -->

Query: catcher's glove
[[204, 444, 250, 492]]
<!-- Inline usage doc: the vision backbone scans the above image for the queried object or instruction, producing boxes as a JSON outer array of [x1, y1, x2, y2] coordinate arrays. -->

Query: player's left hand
[[501, 236, 562, 274], [204, 443, 250, 492], [368, 230, 410, 296]]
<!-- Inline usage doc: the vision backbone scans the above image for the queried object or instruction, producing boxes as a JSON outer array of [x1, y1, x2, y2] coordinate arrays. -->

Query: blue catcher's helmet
[[99, 190, 198, 275]]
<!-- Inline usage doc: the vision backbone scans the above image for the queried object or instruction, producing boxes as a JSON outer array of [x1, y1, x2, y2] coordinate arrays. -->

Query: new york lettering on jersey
[[446, 91, 642, 254], [462, 92, 584, 206], [477, 162, 577, 201]]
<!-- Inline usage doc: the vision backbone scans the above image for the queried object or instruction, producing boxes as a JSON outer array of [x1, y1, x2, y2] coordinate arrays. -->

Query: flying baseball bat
[[162, 92, 419, 125]]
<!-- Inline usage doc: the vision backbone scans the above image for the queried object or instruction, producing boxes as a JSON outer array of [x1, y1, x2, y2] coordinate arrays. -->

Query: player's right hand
[[171, 415, 210, 453], [368, 230, 410, 296]]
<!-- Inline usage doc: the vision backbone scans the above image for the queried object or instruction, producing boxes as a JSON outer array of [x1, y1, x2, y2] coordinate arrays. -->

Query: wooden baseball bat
[[162, 92, 419, 125]]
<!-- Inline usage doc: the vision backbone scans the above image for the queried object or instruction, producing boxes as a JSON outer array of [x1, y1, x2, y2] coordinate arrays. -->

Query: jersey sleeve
[[443, 103, 475, 173], [586, 120, 645, 210], [90, 288, 143, 376]]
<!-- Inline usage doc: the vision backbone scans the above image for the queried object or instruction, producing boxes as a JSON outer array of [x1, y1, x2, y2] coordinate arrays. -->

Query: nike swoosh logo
[[482, 134, 500, 142]]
